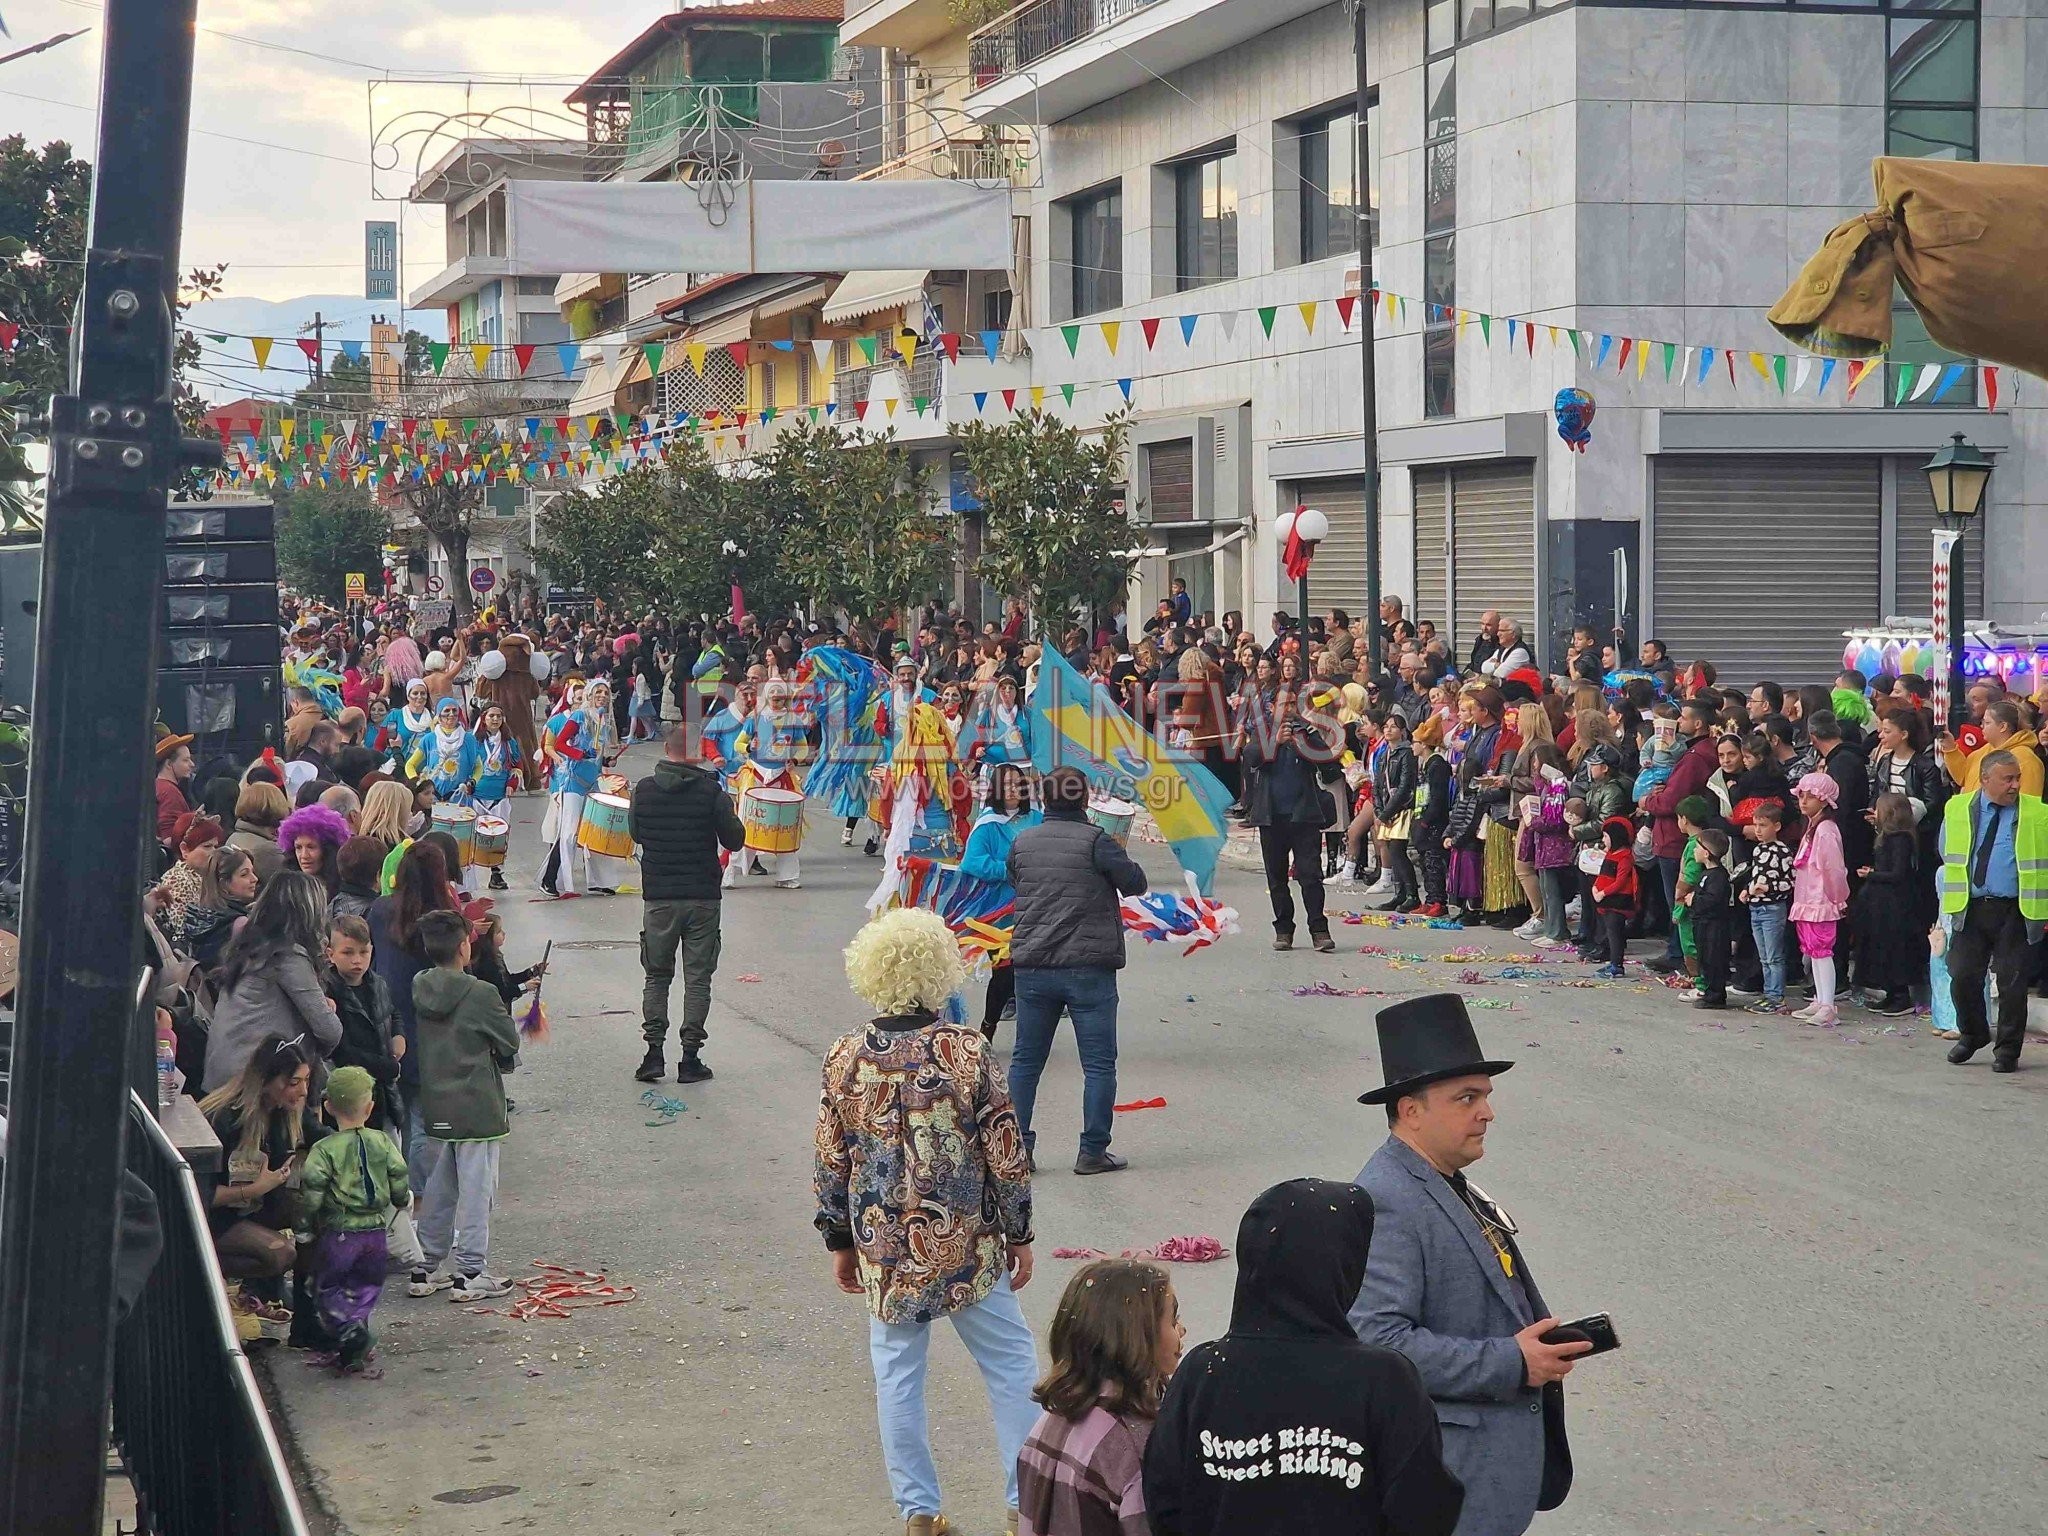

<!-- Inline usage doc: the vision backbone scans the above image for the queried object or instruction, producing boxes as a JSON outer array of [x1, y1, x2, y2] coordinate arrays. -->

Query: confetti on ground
[[1457, 970, 1490, 985], [1293, 981, 1400, 999], [1466, 998, 1517, 1010], [734, 973, 763, 983], [1337, 911, 1465, 931], [1493, 966, 1563, 981], [640, 1089, 688, 1125], [1053, 1235, 1230, 1263], [482, 1262, 638, 1322], [1358, 944, 1391, 956], [1113, 1096, 1168, 1112]]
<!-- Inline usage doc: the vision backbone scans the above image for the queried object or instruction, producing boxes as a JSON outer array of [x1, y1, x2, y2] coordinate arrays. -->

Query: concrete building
[[845, 0, 2025, 683]]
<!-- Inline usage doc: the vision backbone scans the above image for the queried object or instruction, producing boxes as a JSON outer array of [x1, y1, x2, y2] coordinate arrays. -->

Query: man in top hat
[[1349, 993, 1590, 1536]]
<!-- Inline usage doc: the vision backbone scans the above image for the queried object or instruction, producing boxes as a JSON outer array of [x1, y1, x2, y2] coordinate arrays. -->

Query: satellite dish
[[816, 138, 846, 171]]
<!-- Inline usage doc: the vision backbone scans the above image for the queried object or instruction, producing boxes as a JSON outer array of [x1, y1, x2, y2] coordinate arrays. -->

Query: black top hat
[[1358, 992, 1516, 1106]]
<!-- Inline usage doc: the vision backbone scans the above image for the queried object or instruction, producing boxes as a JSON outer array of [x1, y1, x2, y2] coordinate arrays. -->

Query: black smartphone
[[1540, 1313, 1620, 1357]]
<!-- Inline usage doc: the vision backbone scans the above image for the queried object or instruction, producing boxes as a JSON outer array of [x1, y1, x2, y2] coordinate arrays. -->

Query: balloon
[[1553, 388, 1595, 452], [477, 650, 508, 681], [1856, 641, 1883, 679], [530, 650, 552, 683], [1843, 640, 1863, 672]]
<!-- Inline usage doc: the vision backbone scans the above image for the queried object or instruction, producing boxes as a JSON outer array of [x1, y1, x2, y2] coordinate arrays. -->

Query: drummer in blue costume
[[725, 678, 812, 891], [407, 697, 485, 802], [701, 677, 756, 785], [540, 677, 617, 898], [958, 762, 1040, 1040], [471, 703, 524, 892]]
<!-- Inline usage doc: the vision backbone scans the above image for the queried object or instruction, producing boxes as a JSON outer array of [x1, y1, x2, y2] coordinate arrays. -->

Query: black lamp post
[[1922, 431, 1993, 734]]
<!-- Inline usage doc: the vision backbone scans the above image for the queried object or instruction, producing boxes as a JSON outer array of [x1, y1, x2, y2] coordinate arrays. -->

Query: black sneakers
[[676, 1051, 714, 1084], [634, 1045, 665, 1083]]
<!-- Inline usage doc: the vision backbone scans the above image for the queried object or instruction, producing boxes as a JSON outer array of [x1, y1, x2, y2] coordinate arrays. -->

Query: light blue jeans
[[1750, 901, 1788, 1003], [1009, 967, 1119, 1158], [414, 1139, 501, 1279], [866, 1274, 1040, 1520]]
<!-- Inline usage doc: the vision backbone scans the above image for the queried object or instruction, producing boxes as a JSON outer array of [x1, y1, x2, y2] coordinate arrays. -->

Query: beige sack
[[1771, 158, 2048, 376]]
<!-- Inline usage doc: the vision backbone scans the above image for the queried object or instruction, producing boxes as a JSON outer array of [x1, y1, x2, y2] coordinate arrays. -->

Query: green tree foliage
[[959, 410, 1137, 636], [532, 435, 798, 620], [755, 419, 947, 626], [274, 485, 392, 604], [0, 135, 90, 406]]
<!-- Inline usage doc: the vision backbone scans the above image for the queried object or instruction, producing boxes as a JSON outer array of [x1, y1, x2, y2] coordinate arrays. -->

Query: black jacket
[[1143, 1179, 1464, 1536], [630, 757, 745, 901], [1007, 809, 1148, 971], [326, 968, 402, 1128], [1819, 741, 1874, 873], [1374, 742, 1418, 820], [1413, 754, 1453, 835]]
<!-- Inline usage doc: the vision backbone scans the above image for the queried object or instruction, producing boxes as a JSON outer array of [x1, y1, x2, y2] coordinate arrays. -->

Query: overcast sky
[[7, 0, 646, 306]]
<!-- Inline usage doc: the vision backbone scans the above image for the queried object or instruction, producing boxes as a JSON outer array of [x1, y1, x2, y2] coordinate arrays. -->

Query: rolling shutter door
[[1894, 460, 1984, 626], [1652, 456, 1880, 686], [1449, 463, 1536, 639], [1147, 440, 1194, 523], [1293, 478, 1367, 618], [1413, 469, 1448, 632]]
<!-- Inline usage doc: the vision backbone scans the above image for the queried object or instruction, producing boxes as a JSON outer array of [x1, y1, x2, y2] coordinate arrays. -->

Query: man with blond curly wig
[[815, 907, 1038, 1536]]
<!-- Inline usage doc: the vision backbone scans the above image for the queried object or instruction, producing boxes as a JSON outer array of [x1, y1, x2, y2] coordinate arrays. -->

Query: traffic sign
[[425, 574, 444, 595], [470, 566, 497, 594], [344, 571, 367, 601]]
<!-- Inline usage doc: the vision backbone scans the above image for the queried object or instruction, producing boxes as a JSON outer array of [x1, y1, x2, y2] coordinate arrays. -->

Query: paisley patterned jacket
[[814, 1013, 1034, 1326]]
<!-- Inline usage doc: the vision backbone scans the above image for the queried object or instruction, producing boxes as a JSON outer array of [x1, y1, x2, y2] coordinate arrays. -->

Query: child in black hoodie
[[1688, 828, 1733, 1010], [1142, 1179, 1463, 1536], [325, 914, 402, 1130]]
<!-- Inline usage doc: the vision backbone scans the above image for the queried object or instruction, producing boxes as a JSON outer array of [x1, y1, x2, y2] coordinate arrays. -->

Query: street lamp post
[[1922, 431, 1993, 735]]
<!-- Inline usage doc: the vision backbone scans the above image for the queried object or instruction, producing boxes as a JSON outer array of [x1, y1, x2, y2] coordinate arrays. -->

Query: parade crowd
[[135, 576, 2040, 1533]]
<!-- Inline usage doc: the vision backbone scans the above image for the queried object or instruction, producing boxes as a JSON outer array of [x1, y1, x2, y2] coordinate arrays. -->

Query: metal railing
[[833, 348, 944, 416], [969, 0, 1165, 89], [112, 1095, 313, 1536]]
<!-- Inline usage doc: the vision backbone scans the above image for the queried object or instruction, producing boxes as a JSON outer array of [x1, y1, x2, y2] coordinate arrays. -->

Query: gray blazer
[[201, 945, 342, 1093], [1351, 1134, 1571, 1536]]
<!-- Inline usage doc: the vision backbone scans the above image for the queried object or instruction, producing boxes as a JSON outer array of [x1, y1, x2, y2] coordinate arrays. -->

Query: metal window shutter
[[1893, 459, 1984, 626], [1293, 478, 1367, 619], [1147, 441, 1194, 523], [1413, 469, 1448, 630], [1449, 464, 1536, 638], [1652, 456, 1880, 686]]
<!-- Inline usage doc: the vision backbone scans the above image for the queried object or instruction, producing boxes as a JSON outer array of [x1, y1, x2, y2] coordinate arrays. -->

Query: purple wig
[[277, 803, 353, 854]]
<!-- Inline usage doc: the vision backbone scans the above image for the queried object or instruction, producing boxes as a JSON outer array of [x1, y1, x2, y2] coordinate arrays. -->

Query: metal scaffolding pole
[[0, 2, 215, 1528]]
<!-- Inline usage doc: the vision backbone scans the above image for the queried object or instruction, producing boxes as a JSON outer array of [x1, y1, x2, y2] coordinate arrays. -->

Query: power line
[[0, 85, 368, 165]]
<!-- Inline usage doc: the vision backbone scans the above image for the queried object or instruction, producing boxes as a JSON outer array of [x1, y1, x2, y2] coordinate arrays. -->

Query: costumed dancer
[[471, 633, 547, 791], [860, 655, 938, 857], [958, 763, 1040, 1041], [792, 644, 887, 850], [865, 662, 973, 913], [386, 680, 436, 769], [539, 678, 619, 898], [408, 697, 488, 893], [726, 678, 812, 891]]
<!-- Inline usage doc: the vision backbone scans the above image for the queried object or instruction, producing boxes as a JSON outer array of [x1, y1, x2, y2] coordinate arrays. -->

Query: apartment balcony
[[617, 80, 886, 183], [408, 253, 516, 310], [842, 0, 959, 53], [965, 0, 1330, 125], [832, 348, 1033, 444]]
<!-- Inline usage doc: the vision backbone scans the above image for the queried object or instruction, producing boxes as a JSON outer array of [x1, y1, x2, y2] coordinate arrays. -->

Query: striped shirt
[[1016, 1405, 1152, 1536]]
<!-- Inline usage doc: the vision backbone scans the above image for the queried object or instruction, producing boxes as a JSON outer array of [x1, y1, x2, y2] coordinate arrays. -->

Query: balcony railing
[[834, 348, 945, 416], [969, 0, 1166, 90]]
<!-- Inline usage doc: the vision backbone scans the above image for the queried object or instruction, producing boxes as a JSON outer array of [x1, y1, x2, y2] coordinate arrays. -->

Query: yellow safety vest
[[1939, 792, 2048, 919], [694, 644, 726, 697]]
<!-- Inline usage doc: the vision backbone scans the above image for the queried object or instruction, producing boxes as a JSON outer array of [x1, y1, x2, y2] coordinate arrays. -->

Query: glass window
[[1298, 108, 1361, 264], [1424, 327, 1456, 420], [1175, 151, 1239, 292], [1426, 59, 1456, 144], [1889, 17, 1977, 104], [767, 30, 833, 82], [692, 29, 766, 83], [1494, 0, 1531, 25], [1425, 141, 1458, 233], [1424, 234, 1456, 311], [1888, 106, 1976, 160], [1884, 306, 1977, 407], [1460, 0, 1493, 40], [1427, 0, 1456, 56], [1068, 184, 1123, 317]]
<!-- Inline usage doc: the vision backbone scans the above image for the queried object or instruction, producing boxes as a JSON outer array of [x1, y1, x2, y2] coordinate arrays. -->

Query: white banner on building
[[504, 179, 1015, 275]]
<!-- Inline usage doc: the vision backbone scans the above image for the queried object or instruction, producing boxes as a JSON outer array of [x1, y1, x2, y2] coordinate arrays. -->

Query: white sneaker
[[448, 1273, 513, 1303], [775, 878, 802, 889], [1514, 917, 1544, 940], [1337, 861, 1357, 885], [407, 1270, 453, 1298], [840, 826, 854, 846]]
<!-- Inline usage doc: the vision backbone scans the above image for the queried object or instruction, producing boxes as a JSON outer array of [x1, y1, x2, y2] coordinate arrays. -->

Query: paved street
[[268, 742, 2048, 1536]]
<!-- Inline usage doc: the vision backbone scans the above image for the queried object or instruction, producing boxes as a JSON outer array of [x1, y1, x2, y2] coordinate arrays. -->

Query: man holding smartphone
[[1349, 994, 1596, 1536]]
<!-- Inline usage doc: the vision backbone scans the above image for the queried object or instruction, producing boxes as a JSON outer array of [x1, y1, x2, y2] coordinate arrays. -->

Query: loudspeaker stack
[[158, 498, 282, 767]]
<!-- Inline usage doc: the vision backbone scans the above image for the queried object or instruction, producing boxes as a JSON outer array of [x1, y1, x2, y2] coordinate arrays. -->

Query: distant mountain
[[184, 294, 423, 404]]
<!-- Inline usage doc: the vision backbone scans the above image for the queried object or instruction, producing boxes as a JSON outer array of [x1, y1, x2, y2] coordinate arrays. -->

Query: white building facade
[[849, 0, 2036, 683]]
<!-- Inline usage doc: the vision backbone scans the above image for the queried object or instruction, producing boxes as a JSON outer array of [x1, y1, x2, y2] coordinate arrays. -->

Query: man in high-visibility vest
[[1939, 750, 2048, 1074]]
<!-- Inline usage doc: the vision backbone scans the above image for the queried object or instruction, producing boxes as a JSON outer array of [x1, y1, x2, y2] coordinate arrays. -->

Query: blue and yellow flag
[[1027, 645, 1234, 894]]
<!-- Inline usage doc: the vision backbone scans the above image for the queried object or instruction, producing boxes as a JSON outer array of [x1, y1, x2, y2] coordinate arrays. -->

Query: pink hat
[[1794, 771, 1839, 808]]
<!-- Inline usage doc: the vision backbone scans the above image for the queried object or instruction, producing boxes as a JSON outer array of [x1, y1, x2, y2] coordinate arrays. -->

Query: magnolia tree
[[958, 409, 1137, 638]]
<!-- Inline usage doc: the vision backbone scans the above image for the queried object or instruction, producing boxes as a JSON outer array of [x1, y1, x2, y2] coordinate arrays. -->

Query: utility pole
[[0, 1, 217, 1528], [301, 309, 328, 392], [1353, 0, 1383, 680]]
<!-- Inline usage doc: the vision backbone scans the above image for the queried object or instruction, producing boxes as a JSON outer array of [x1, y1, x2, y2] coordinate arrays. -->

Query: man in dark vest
[[1005, 766, 1148, 1175]]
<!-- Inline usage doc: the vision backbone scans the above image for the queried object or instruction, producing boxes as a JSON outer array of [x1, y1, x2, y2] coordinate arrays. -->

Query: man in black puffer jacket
[[1007, 766, 1149, 1176], [630, 724, 745, 1086]]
